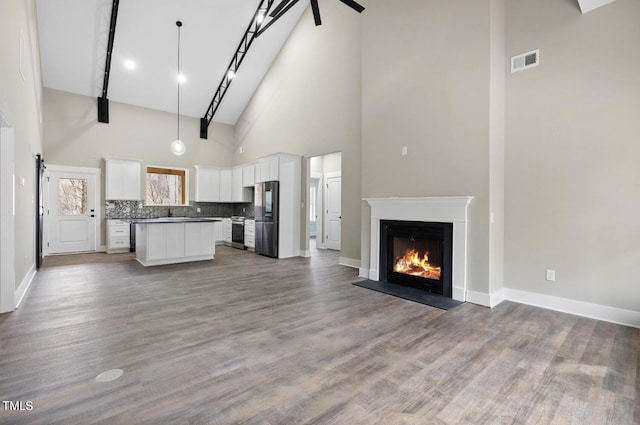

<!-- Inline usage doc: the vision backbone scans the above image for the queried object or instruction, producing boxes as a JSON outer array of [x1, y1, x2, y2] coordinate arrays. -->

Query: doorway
[[0, 113, 16, 313], [307, 152, 342, 255], [44, 165, 101, 255]]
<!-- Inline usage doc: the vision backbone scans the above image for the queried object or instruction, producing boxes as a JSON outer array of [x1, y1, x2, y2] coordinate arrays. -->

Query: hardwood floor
[[0, 246, 638, 424]]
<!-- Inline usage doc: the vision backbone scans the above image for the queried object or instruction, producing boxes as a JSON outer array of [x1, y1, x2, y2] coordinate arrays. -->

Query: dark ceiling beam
[[200, 0, 365, 138], [200, 0, 277, 139], [98, 0, 120, 123]]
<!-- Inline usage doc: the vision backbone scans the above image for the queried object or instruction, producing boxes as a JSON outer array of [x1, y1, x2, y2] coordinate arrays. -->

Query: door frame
[[44, 164, 102, 256], [0, 111, 16, 313]]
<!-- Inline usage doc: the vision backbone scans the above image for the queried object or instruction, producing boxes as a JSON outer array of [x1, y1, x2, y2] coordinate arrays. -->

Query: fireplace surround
[[364, 197, 473, 302]]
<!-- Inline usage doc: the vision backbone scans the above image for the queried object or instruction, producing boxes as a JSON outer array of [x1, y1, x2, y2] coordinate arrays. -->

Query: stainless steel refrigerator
[[255, 181, 279, 258]]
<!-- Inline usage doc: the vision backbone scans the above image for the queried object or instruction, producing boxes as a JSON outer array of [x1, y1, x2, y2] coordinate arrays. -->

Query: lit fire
[[394, 249, 441, 280]]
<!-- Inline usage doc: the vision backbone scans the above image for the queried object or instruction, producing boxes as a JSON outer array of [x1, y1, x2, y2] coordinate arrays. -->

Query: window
[[58, 178, 87, 215], [146, 166, 188, 205]]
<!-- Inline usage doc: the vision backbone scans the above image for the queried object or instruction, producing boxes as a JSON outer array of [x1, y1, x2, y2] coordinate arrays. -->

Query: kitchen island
[[134, 217, 220, 266]]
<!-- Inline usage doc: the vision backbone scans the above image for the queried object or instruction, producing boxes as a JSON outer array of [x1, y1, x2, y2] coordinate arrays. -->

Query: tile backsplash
[[105, 201, 254, 219]]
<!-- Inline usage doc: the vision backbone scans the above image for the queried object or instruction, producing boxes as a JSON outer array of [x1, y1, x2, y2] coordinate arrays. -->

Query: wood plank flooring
[[0, 246, 638, 424]]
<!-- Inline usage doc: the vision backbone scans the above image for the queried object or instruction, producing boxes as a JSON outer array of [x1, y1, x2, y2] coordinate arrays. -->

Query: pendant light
[[170, 21, 186, 156]]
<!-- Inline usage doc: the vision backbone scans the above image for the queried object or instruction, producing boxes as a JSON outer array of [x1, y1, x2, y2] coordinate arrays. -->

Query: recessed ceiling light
[[177, 74, 186, 84], [256, 9, 266, 24], [123, 59, 136, 70], [227, 70, 235, 80]]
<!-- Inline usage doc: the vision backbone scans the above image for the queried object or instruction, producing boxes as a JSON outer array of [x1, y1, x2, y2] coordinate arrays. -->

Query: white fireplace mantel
[[364, 196, 473, 302]]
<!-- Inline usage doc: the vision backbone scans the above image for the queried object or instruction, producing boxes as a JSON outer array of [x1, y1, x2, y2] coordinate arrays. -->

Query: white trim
[[15, 264, 36, 309], [364, 196, 474, 302], [466, 287, 507, 308], [339, 256, 360, 269], [359, 268, 369, 278], [466, 290, 491, 307], [504, 288, 640, 329], [0, 113, 16, 314], [301, 250, 311, 258]]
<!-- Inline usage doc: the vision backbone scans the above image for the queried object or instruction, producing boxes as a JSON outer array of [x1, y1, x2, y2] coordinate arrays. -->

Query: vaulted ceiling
[[36, 0, 308, 125]]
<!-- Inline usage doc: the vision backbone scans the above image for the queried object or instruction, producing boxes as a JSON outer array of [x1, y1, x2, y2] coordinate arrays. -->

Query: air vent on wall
[[511, 49, 539, 73]]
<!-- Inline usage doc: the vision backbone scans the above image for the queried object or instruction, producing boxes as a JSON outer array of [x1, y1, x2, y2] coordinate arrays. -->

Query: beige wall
[[0, 0, 44, 293], [504, 0, 640, 310], [360, 0, 493, 295], [42, 88, 236, 202], [235, 1, 362, 263]]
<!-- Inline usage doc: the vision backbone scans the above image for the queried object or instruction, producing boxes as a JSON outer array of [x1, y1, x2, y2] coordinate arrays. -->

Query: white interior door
[[45, 166, 99, 254], [324, 174, 341, 251]]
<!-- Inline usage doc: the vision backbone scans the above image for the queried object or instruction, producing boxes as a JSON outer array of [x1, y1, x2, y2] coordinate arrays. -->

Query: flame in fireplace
[[394, 249, 441, 280]]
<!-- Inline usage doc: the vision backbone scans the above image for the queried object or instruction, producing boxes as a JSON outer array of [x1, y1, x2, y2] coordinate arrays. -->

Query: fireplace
[[380, 220, 453, 297], [364, 196, 473, 302]]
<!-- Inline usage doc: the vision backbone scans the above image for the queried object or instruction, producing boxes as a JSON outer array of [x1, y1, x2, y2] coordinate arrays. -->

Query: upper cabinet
[[257, 155, 279, 182], [194, 165, 252, 203], [242, 163, 256, 188], [232, 166, 252, 202], [105, 158, 142, 200], [194, 165, 221, 202]]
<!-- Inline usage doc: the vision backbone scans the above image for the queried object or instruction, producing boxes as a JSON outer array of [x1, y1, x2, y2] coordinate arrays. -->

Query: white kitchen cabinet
[[136, 221, 215, 266], [222, 218, 232, 244], [257, 155, 279, 182], [184, 222, 215, 257], [194, 166, 221, 202], [106, 219, 130, 253], [219, 168, 232, 202], [242, 163, 256, 187], [275, 153, 302, 258], [244, 219, 255, 250], [232, 166, 252, 202], [213, 219, 225, 245], [105, 158, 142, 200]]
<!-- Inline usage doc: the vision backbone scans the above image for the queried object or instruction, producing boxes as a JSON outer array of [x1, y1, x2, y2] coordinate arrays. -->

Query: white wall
[[0, 0, 43, 303], [504, 0, 640, 311]]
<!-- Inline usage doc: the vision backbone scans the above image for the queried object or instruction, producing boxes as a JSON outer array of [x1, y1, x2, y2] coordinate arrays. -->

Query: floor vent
[[511, 49, 539, 73]]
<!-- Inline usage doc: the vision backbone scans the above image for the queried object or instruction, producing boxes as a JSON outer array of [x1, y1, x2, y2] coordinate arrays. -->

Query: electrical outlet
[[401, 146, 408, 156], [197, 207, 201, 213], [545, 269, 556, 281]]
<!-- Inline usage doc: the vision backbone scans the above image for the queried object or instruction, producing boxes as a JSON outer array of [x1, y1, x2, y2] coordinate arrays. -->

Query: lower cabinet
[[107, 219, 130, 253], [185, 222, 215, 257], [245, 219, 255, 250], [136, 221, 215, 266], [222, 218, 232, 244]]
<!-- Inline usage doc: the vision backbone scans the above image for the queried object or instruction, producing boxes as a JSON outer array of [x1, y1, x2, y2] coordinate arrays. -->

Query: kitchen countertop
[[131, 217, 222, 224]]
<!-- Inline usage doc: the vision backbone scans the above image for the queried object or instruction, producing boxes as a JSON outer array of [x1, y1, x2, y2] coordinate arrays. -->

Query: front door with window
[[46, 167, 98, 254]]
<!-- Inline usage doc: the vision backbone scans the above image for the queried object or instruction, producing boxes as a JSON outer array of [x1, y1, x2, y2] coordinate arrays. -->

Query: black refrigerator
[[255, 181, 279, 258]]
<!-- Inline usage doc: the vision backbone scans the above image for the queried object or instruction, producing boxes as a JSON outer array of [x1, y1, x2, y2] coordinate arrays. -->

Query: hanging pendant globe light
[[171, 21, 186, 156]]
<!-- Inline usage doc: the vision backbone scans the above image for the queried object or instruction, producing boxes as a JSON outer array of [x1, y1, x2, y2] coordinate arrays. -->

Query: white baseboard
[[504, 288, 640, 329], [358, 268, 369, 279], [466, 290, 491, 307], [339, 257, 360, 269], [15, 264, 36, 309], [301, 250, 311, 258]]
